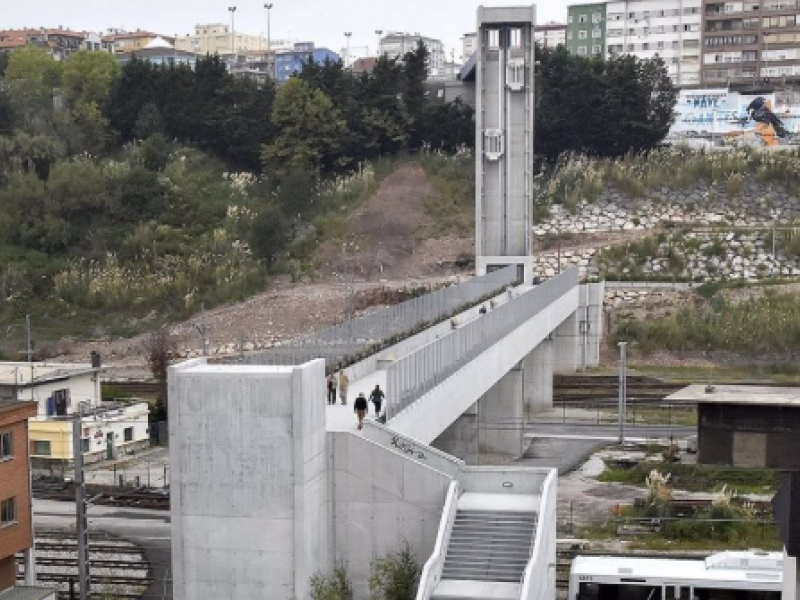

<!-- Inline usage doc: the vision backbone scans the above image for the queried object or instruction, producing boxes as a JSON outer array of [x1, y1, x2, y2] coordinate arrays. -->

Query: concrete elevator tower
[[475, 6, 536, 283]]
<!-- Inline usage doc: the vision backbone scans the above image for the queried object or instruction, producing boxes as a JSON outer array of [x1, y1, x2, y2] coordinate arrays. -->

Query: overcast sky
[[3, 0, 571, 59]]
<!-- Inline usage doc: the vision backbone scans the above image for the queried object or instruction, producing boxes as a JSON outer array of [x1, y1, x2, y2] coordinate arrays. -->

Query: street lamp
[[375, 29, 383, 57], [344, 31, 352, 68], [264, 3, 274, 78], [228, 6, 237, 62]]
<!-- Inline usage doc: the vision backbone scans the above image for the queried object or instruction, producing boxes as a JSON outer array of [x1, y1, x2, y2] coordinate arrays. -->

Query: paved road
[[524, 422, 696, 442], [34, 498, 172, 599]]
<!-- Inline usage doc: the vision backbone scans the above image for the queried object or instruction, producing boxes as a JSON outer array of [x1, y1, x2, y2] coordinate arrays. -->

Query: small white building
[[380, 31, 446, 78], [0, 361, 150, 467]]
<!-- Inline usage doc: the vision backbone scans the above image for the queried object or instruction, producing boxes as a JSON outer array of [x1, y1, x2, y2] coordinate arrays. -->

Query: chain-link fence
[[247, 266, 519, 369], [386, 268, 579, 420]]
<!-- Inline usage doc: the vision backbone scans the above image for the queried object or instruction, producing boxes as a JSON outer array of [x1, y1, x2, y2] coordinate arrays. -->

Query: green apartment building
[[566, 3, 606, 58]]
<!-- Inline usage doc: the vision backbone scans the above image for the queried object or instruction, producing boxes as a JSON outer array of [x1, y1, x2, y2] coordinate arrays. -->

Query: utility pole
[[228, 6, 237, 63], [73, 404, 90, 599], [618, 342, 627, 445], [193, 304, 209, 356], [375, 30, 383, 57], [264, 3, 273, 78], [344, 32, 352, 68]]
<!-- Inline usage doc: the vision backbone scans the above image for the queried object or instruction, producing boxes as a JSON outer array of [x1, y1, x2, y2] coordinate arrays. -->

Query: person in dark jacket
[[369, 385, 385, 417], [354, 392, 368, 430]]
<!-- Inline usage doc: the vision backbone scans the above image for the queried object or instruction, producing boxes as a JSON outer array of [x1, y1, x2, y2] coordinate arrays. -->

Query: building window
[[592, 28, 602, 38], [568, 15, 574, 24], [124, 427, 134, 442], [593, 13, 602, 23], [579, 30, 588, 39], [509, 28, 522, 48], [579, 14, 588, 23], [592, 45, 602, 55], [0, 432, 11, 460], [578, 46, 588, 55], [1, 497, 15, 527], [488, 29, 500, 49], [81, 438, 90, 453], [568, 31, 573, 40], [33, 440, 51, 456]]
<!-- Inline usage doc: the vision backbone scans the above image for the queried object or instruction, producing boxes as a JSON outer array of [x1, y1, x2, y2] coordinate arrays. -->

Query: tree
[[535, 45, 676, 159], [141, 133, 172, 171], [144, 327, 176, 421], [109, 57, 160, 141], [3, 46, 62, 132], [403, 41, 431, 151], [249, 203, 286, 260], [261, 78, 345, 174], [369, 542, 421, 600], [61, 50, 121, 111], [134, 102, 165, 140], [0, 91, 13, 136], [421, 98, 475, 152]]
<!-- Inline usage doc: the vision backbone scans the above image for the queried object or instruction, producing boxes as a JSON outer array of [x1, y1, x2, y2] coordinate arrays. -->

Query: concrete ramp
[[388, 271, 580, 445]]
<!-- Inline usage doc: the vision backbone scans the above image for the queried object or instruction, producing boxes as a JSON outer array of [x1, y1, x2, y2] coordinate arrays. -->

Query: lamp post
[[344, 31, 352, 68], [375, 29, 383, 57], [228, 6, 237, 63], [264, 3, 274, 79]]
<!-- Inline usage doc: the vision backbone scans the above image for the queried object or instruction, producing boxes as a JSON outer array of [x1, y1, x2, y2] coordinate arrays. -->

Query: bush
[[369, 542, 421, 600], [310, 563, 354, 600]]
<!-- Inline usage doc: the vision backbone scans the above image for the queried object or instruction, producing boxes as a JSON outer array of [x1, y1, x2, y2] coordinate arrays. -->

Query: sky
[[3, 0, 571, 60]]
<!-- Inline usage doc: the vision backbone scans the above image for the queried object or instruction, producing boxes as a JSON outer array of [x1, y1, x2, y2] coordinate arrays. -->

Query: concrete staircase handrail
[[520, 469, 558, 600], [360, 421, 465, 479], [416, 480, 461, 600]]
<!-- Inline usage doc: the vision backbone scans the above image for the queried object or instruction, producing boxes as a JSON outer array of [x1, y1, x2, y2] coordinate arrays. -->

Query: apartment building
[[0, 401, 46, 595], [380, 32, 446, 78], [605, 0, 703, 86], [175, 23, 271, 57], [702, 0, 800, 85], [567, 3, 607, 56], [462, 32, 478, 62], [535, 22, 568, 47]]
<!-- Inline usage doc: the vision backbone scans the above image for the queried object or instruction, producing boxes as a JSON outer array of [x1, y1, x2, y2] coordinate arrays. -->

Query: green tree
[[109, 57, 160, 141], [261, 78, 345, 173], [0, 131, 65, 181], [535, 45, 676, 158], [141, 133, 172, 171], [61, 50, 121, 111], [0, 91, 13, 136], [369, 542, 421, 600], [3, 46, 62, 132], [403, 41, 431, 150], [249, 203, 286, 260], [421, 98, 475, 152], [134, 102, 165, 140], [0, 52, 9, 78]]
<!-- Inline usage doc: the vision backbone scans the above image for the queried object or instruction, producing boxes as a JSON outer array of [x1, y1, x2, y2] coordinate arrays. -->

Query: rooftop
[[0, 362, 104, 387], [0, 586, 57, 600], [571, 551, 783, 585], [666, 384, 800, 407]]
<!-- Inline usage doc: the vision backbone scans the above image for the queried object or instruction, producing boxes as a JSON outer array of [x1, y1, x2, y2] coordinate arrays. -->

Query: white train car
[[569, 551, 783, 600]]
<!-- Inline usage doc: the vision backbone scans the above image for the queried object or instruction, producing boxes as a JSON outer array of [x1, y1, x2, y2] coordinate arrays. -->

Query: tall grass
[[615, 291, 800, 353]]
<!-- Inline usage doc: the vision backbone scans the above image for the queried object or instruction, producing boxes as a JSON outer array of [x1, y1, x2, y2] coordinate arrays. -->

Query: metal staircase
[[439, 509, 537, 584]]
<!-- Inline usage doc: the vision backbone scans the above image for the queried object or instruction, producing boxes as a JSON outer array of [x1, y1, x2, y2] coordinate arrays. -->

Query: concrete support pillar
[[552, 312, 579, 373], [431, 402, 478, 465], [478, 364, 524, 458], [23, 547, 36, 585], [784, 552, 798, 600], [579, 282, 606, 369], [523, 341, 553, 419]]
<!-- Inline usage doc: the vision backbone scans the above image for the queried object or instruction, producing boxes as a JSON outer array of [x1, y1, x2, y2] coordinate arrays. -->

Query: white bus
[[569, 551, 783, 600]]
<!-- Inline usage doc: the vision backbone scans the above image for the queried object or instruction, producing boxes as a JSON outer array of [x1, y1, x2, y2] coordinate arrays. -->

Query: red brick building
[[0, 400, 37, 592]]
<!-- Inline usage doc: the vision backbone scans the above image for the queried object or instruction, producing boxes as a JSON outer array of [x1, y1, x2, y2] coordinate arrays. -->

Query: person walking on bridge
[[327, 373, 337, 405], [339, 370, 350, 405], [369, 384, 385, 418], [354, 392, 368, 430]]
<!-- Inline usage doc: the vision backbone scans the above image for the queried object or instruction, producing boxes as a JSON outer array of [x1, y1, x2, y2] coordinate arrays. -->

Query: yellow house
[[0, 361, 149, 469], [102, 30, 176, 53]]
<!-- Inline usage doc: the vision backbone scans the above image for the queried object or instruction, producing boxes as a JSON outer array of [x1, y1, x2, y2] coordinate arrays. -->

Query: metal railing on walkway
[[247, 266, 519, 369], [386, 269, 579, 420]]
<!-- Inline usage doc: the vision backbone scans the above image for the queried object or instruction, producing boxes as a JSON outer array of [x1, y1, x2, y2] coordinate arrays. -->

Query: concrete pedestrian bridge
[[169, 268, 604, 599]]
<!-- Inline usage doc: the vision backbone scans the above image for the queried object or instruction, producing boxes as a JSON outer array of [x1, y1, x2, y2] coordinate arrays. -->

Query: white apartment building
[[380, 32, 446, 78], [462, 32, 478, 62], [535, 22, 568, 48], [605, 0, 703, 87]]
